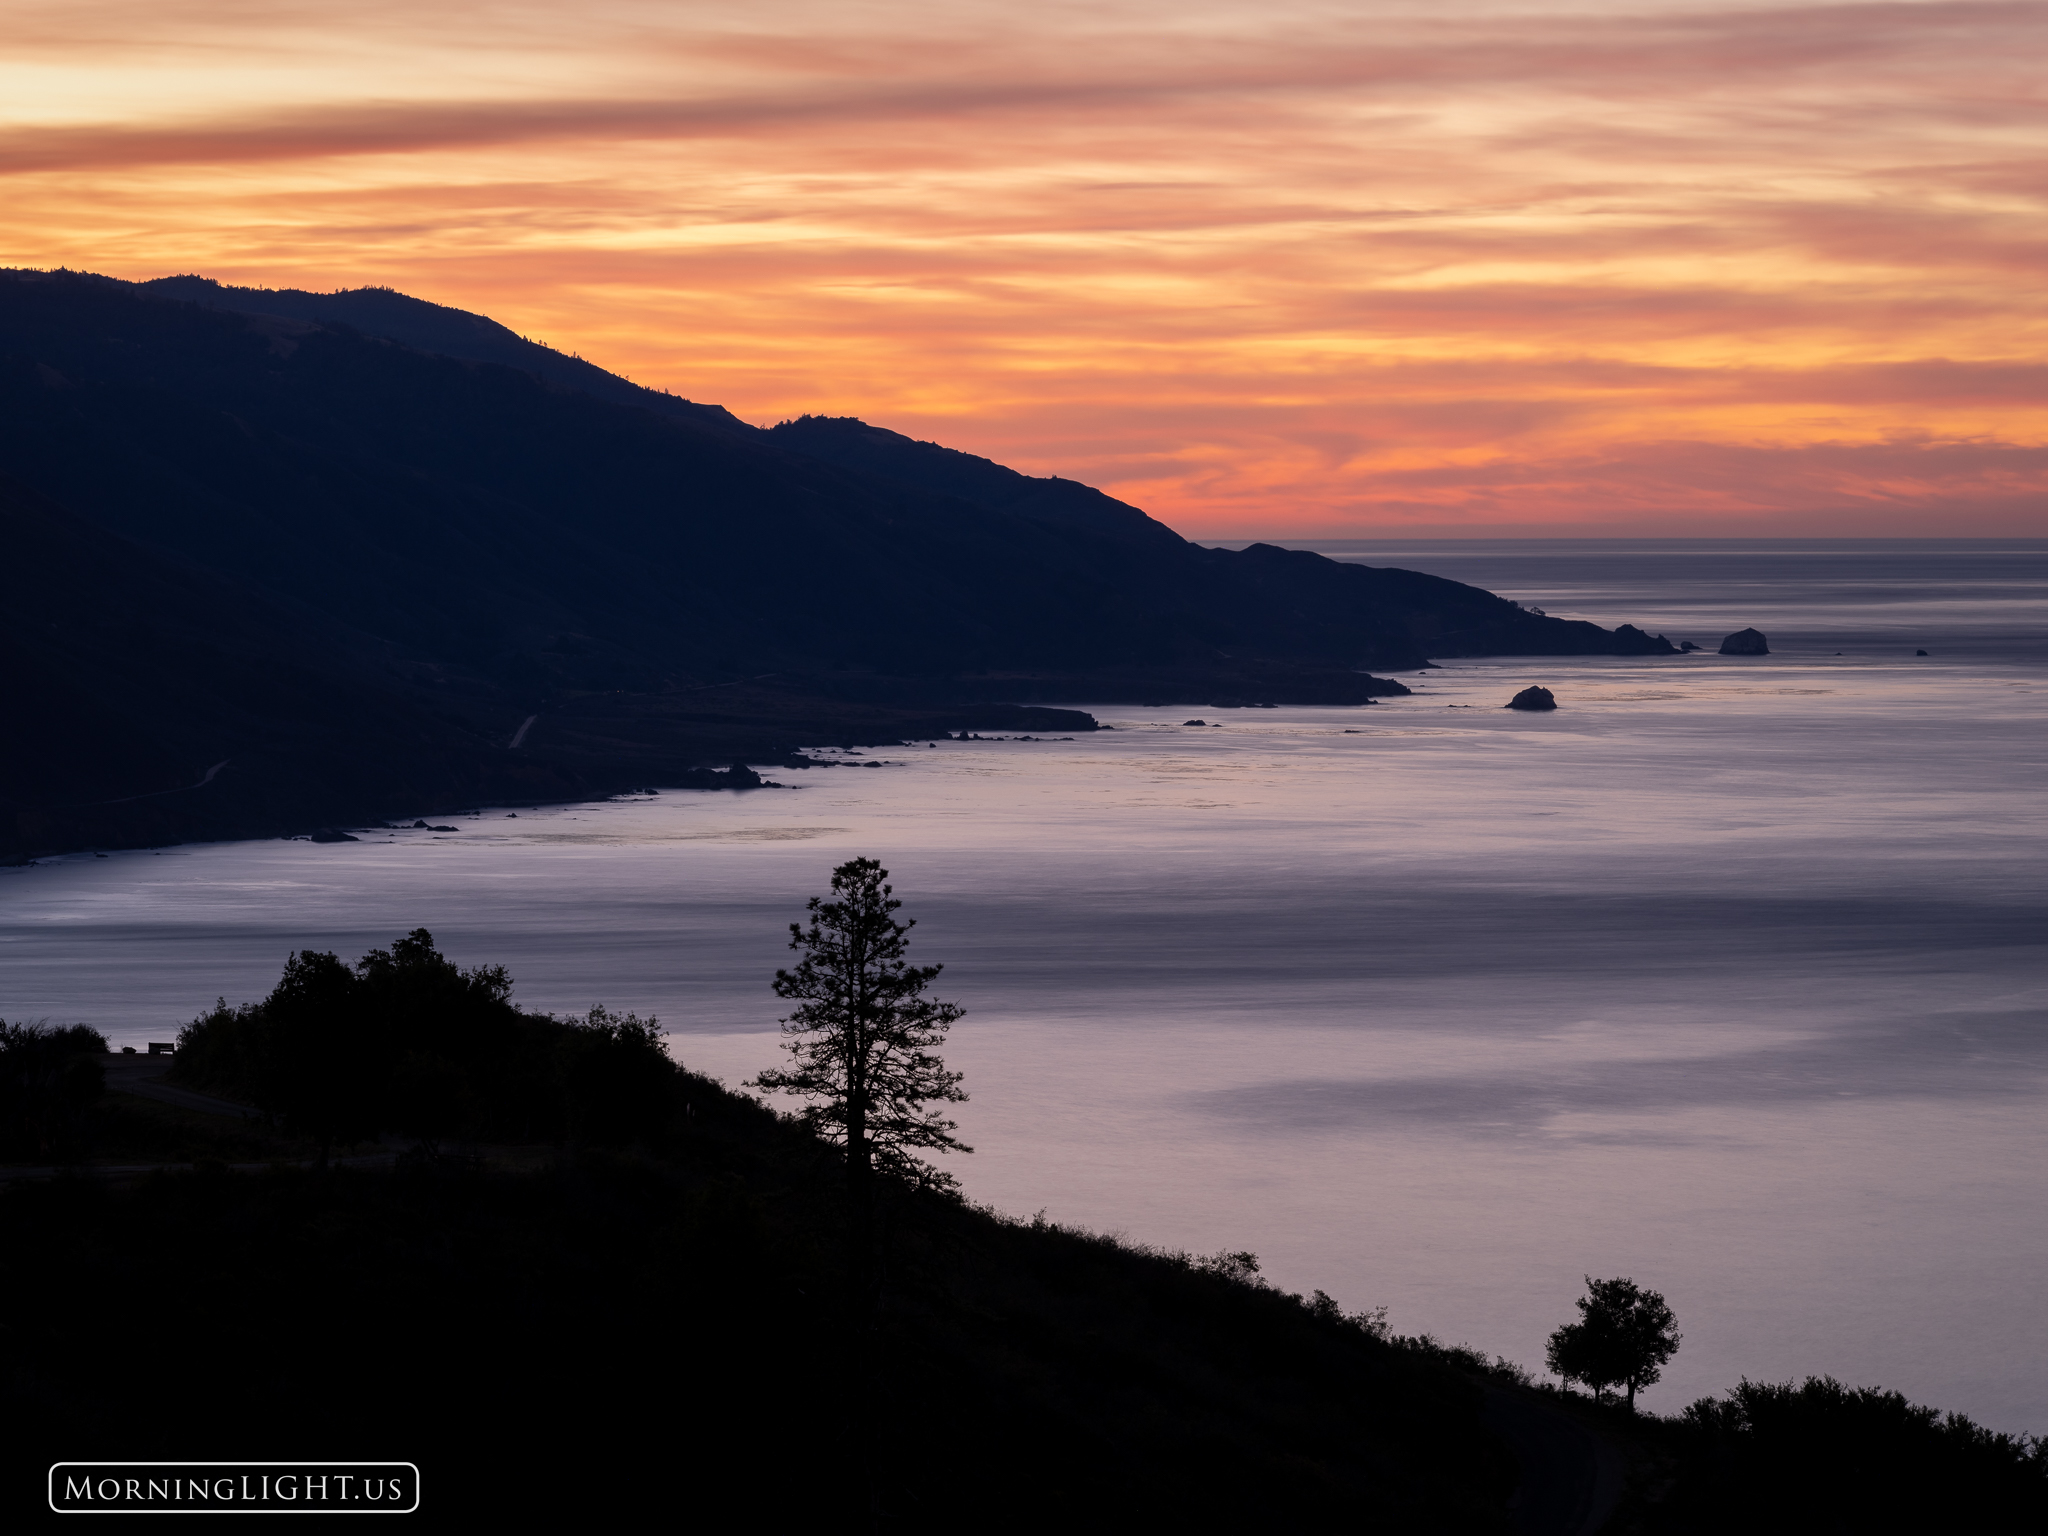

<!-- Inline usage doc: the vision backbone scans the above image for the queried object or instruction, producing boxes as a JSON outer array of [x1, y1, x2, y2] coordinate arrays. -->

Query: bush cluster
[[1656, 1374, 2048, 1529], [171, 929, 677, 1156], [0, 1019, 110, 1160]]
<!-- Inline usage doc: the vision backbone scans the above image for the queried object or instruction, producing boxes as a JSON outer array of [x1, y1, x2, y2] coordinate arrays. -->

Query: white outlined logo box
[[49, 1463, 420, 1514]]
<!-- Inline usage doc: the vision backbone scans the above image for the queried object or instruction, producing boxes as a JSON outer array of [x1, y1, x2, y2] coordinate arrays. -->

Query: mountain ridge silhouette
[[2, 268, 1674, 859]]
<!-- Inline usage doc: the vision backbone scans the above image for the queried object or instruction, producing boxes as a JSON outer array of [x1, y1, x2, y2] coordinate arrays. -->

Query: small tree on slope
[[1546, 1275, 1681, 1412], [751, 858, 969, 1306]]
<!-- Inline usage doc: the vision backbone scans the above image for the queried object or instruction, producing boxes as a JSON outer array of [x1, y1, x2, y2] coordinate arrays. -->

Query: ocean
[[5, 538, 2044, 1427]]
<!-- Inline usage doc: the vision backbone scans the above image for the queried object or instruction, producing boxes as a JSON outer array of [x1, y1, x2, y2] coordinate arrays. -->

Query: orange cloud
[[2, 0, 2042, 533]]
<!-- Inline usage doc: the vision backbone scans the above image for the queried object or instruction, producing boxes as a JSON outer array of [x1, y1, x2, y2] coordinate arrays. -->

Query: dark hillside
[[1, 1041, 1513, 1530], [9, 1051, 2036, 1531], [6, 939, 2040, 1529], [0, 460, 1090, 858], [0, 278, 1147, 680], [3, 268, 1677, 858], [768, 412, 1190, 552], [768, 414, 1676, 664], [136, 273, 756, 436], [0, 476, 565, 854]]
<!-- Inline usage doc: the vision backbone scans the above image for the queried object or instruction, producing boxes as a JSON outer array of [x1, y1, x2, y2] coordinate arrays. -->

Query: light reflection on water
[[3, 544, 2044, 1429]]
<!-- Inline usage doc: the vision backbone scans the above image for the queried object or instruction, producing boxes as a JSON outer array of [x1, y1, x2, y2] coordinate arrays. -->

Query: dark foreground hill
[[5, 947, 2042, 1531], [1, 936, 1517, 1530], [7, 1159, 1512, 1530], [2, 269, 1676, 859]]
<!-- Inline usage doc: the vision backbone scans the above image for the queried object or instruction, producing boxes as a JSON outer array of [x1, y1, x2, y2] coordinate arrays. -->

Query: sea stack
[[1719, 628, 1770, 655], [1505, 686, 1557, 711]]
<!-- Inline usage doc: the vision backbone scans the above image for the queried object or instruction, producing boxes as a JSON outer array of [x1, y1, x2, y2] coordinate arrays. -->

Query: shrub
[[172, 934, 684, 1151], [0, 1020, 108, 1160]]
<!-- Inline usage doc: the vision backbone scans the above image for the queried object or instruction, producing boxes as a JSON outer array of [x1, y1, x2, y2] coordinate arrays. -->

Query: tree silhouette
[[258, 950, 383, 1167], [354, 928, 513, 1151], [173, 931, 684, 1152], [752, 858, 968, 1305], [1546, 1275, 1680, 1412]]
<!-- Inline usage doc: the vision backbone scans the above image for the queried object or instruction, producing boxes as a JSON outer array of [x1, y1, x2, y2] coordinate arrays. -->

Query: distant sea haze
[[6, 540, 2044, 1431]]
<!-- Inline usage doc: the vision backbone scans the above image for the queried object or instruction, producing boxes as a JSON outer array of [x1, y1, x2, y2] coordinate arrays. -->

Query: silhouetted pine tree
[[752, 857, 968, 1314]]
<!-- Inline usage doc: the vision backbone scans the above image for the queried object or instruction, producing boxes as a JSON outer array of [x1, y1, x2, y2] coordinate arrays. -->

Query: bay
[[5, 539, 2044, 1428]]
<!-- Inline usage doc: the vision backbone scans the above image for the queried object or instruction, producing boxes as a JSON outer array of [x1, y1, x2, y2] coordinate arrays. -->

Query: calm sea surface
[[6, 539, 2045, 1426]]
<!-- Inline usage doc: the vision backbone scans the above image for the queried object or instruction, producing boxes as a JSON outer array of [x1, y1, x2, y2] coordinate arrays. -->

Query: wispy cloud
[[3, 0, 2042, 532]]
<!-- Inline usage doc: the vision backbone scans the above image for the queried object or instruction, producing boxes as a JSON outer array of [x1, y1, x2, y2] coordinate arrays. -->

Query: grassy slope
[[7, 1069, 2044, 1530], [1, 1068, 1512, 1531]]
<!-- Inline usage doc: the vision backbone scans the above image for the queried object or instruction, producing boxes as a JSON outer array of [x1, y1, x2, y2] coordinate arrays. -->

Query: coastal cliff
[[3, 270, 1674, 858]]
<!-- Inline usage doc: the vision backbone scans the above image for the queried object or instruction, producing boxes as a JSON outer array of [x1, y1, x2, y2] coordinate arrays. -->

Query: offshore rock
[[1719, 628, 1770, 655], [1505, 686, 1557, 711]]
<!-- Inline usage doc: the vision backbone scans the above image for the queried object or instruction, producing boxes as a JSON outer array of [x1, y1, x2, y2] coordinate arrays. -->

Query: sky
[[2, 0, 2043, 536]]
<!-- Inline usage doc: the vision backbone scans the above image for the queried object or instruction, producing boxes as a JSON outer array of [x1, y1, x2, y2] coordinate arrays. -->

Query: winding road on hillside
[[103, 1052, 261, 1118], [91, 758, 229, 806], [0, 1055, 400, 1184]]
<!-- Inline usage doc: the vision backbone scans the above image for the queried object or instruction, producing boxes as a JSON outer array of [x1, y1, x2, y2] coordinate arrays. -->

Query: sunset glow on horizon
[[4, 0, 2043, 536]]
